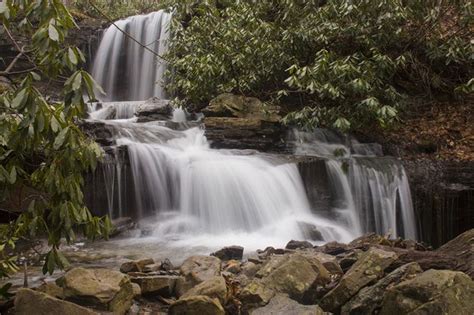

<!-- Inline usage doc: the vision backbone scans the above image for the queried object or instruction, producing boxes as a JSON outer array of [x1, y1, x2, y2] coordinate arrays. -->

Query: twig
[[87, 0, 170, 63]]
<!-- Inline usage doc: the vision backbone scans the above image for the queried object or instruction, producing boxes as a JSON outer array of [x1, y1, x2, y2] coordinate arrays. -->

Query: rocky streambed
[[6, 229, 474, 314]]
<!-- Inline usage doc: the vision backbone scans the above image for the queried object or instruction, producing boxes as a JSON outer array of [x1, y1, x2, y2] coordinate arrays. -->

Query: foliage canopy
[[163, 0, 473, 131], [0, 0, 111, 288]]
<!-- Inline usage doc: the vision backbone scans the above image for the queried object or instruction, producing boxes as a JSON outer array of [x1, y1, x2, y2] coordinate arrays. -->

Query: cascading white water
[[91, 11, 171, 101], [293, 129, 417, 239], [93, 116, 355, 249]]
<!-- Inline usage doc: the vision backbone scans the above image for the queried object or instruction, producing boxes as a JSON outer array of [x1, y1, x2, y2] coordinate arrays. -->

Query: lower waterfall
[[86, 102, 417, 250]]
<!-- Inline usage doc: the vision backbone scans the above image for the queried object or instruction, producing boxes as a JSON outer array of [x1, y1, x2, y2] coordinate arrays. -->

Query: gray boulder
[[341, 262, 422, 314], [320, 247, 398, 312], [211, 246, 244, 261]]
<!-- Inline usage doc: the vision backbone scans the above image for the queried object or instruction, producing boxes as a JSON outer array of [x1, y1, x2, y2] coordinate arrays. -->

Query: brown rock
[[15, 288, 98, 315], [169, 295, 225, 315]]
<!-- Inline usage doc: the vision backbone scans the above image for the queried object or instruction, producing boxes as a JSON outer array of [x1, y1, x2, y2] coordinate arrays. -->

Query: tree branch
[[87, 0, 170, 63]]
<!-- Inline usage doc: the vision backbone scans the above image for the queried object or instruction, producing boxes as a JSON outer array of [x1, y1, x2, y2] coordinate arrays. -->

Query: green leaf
[[72, 73, 82, 91], [9, 167, 16, 184], [53, 126, 70, 150], [68, 48, 78, 65], [48, 24, 59, 41], [11, 89, 28, 109], [51, 116, 60, 132]]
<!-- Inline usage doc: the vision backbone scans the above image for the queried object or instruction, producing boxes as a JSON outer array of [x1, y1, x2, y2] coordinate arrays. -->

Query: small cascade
[[86, 106, 356, 249], [292, 129, 417, 239], [91, 11, 171, 101]]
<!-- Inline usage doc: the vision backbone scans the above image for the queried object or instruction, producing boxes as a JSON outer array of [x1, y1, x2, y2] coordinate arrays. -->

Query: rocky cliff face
[[404, 159, 474, 247]]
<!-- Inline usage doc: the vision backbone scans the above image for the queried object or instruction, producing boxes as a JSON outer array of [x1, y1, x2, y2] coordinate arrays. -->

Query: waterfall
[[91, 11, 171, 101], [293, 129, 417, 239], [89, 114, 354, 249]]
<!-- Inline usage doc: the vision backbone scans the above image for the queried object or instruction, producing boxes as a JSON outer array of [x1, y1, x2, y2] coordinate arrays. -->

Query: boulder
[[15, 288, 98, 315], [239, 279, 275, 307], [169, 295, 225, 315], [36, 281, 64, 299], [260, 254, 330, 303], [142, 263, 162, 273], [131, 283, 141, 297], [298, 251, 343, 276], [320, 247, 398, 312], [337, 249, 364, 272], [224, 260, 242, 274], [250, 294, 327, 315], [56, 267, 134, 315], [110, 217, 135, 237], [203, 93, 280, 121], [211, 246, 244, 261], [298, 222, 324, 241], [120, 258, 154, 273], [181, 276, 227, 304], [129, 274, 181, 296], [285, 240, 313, 250], [380, 269, 474, 314], [180, 255, 221, 286], [349, 233, 392, 248], [341, 262, 423, 315], [241, 261, 260, 278], [315, 241, 350, 255], [135, 97, 173, 121]]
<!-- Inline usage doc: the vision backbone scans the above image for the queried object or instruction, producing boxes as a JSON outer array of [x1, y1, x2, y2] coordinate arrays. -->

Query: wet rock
[[181, 276, 227, 304], [36, 281, 64, 299], [337, 249, 364, 272], [349, 233, 392, 249], [56, 267, 134, 315], [380, 269, 474, 314], [176, 255, 222, 297], [211, 246, 244, 261], [341, 262, 423, 314], [224, 260, 242, 274], [169, 295, 225, 315], [131, 283, 141, 297], [298, 222, 324, 241], [142, 263, 162, 273], [15, 288, 98, 315], [320, 247, 398, 312], [120, 258, 154, 273], [160, 258, 174, 271], [135, 97, 172, 121], [315, 241, 350, 255], [255, 255, 290, 278], [299, 251, 343, 276], [285, 240, 313, 250], [241, 261, 260, 278], [110, 217, 135, 237], [239, 279, 275, 307], [78, 120, 115, 146], [250, 294, 327, 315], [180, 255, 222, 285], [130, 275, 181, 296], [260, 254, 330, 303]]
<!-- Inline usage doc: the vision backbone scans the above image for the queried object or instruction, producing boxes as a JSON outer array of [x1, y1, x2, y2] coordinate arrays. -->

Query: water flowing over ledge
[[84, 101, 417, 251], [91, 11, 171, 101]]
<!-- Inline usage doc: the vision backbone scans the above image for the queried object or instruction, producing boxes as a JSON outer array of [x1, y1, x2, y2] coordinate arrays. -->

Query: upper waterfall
[[91, 11, 171, 101]]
